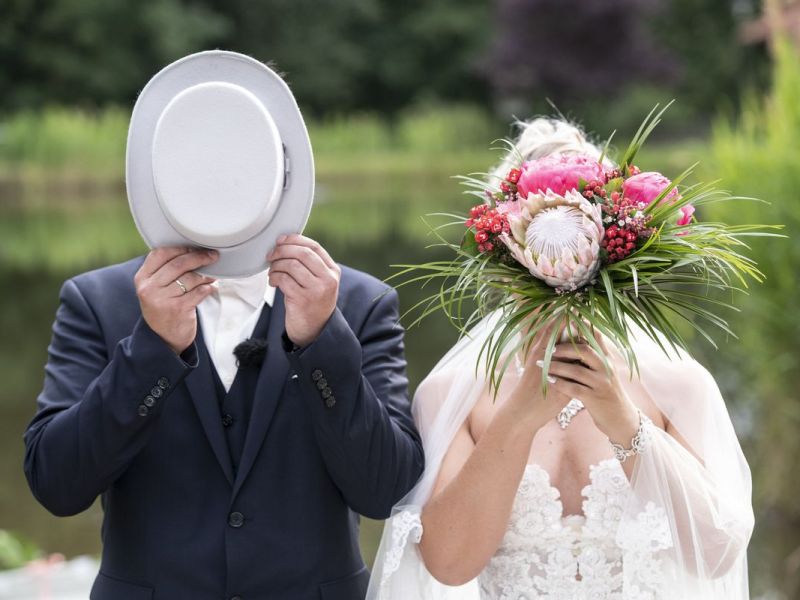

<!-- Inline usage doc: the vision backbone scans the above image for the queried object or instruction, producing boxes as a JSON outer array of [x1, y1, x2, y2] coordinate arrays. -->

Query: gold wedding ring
[[175, 278, 188, 294]]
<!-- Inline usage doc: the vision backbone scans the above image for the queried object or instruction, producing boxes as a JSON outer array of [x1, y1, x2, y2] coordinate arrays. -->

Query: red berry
[[475, 231, 488, 243], [507, 168, 521, 183]]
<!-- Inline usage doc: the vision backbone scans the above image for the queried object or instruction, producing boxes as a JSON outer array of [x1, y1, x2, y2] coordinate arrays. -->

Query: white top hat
[[126, 50, 314, 278]]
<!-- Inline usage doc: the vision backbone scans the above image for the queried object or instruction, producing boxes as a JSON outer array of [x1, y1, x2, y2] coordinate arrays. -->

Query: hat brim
[[126, 50, 314, 278]]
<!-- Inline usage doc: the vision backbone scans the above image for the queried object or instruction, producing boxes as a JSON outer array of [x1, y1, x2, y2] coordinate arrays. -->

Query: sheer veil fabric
[[366, 311, 754, 599]]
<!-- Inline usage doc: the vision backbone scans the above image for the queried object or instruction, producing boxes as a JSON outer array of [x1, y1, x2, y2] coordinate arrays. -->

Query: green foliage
[[0, 104, 500, 180], [0, 0, 769, 121], [709, 40, 800, 595], [0, 530, 40, 570], [0, 0, 230, 113], [0, 0, 490, 116], [307, 114, 394, 157], [0, 107, 128, 170], [395, 103, 499, 153], [654, 0, 769, 115]]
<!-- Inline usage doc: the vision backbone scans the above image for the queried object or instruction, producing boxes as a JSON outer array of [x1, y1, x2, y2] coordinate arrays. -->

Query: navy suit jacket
[[24, 256, 424, 600]]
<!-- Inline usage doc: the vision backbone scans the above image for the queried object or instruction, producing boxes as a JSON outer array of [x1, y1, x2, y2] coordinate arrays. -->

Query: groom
[[23, 235, 424, 599]]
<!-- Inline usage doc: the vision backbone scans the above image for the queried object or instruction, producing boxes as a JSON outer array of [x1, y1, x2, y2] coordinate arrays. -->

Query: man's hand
[[267, 234, 341, 348], [134, 247, 218, 354]]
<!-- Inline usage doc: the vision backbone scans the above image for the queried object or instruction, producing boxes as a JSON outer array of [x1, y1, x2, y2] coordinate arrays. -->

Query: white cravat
[[196, 270, 276, 392]]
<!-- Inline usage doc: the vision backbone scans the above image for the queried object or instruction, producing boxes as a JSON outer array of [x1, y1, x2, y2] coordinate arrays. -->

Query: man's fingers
[[268, 271, 304, 297], [180, 282, 216, 307], [267, 243, 328, 277], [152, 249, 218, 287], [169, 271, 216, 297], [139, 247, 191, 279], [269, 258, 315, 288], [275, 234, 337, 271]]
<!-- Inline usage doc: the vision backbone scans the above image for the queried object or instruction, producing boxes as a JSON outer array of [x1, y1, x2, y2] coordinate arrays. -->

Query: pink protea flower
[[500, 189, 604, 291], [622, 171, 680, 206], [517, 154, 606, 198], [677, 204, 696, 226]]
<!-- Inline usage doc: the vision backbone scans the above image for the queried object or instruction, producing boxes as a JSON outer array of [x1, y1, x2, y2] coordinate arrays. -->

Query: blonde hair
[[491, 117, 614, 182]]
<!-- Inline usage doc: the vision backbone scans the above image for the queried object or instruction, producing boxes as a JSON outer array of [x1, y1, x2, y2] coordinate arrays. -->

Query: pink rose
[[516, 154, 605, 198], [677, 204, 695, 226], [622, 172, 680, 207]]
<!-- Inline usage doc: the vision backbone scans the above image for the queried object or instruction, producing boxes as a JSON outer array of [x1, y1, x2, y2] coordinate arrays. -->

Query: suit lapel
[[232, 290, 289, 498], [184, 321, 235, 486]]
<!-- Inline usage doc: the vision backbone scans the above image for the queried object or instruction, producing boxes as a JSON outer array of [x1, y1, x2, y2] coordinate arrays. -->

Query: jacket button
[[150, 386, 163, 399], [137, 404, 149, 417], [315, 378, 328, 391], [157, 376, 170, 389], [228, 511, 245, 528], [321, 388, 332, 399], [325, 396, 336, 409], [311, 369, 323, 381], [143, 395, 156, 408], [222, 414, 234, 427]]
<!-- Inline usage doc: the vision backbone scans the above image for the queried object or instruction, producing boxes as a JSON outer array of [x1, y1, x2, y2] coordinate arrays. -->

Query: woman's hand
[[505, 324, 570, 434], [543, 336, 640, 445]]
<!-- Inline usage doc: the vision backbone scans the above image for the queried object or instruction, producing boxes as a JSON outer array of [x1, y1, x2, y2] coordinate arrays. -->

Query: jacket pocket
[[90, 572, 154, 600], [319, 566, 369, 600]]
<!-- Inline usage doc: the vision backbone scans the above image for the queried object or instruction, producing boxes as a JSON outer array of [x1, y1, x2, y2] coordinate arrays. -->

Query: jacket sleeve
[[23, 278, 198, 516], [284, 288, 424, 519]]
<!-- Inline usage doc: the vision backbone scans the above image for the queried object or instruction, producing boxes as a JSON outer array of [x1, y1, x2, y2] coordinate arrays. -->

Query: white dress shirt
[[196, 270, 276, 392]]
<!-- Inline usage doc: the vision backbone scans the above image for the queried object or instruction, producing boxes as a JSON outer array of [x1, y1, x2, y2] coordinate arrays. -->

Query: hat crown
[[151, 81, 284, 248]]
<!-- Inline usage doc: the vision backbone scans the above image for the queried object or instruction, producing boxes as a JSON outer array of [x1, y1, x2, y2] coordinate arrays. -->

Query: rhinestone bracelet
[[609, 409, 652, 463]]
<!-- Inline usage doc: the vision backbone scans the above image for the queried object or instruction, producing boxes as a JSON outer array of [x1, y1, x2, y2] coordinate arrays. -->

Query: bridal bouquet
[[392, 106, 779, 390]]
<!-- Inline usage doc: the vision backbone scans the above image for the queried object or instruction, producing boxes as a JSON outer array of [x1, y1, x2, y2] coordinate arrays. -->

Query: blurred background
[[0, 0, 798, 597]]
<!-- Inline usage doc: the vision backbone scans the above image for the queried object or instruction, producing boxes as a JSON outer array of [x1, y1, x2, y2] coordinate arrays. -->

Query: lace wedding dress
[[479, 459, 671, 599], [367, 314, 754, 600]]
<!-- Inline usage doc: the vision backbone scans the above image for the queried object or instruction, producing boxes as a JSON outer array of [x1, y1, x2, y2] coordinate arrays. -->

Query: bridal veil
[[366, 312, 754, 599]]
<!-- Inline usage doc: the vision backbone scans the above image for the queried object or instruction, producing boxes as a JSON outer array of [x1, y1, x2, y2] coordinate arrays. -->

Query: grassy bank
[[0, 104, 502, 186]]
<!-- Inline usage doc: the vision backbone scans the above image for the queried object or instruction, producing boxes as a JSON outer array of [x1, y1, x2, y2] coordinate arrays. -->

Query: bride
[[367, 119, 754, 599]]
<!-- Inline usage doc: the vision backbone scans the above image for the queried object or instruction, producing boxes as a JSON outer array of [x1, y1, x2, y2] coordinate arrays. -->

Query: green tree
[[195, 0, 490, 116], [0, 0, 230, 113]]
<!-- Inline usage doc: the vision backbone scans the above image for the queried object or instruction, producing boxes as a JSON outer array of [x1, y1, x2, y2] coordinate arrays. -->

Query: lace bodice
[[478, 459, 673, 600]]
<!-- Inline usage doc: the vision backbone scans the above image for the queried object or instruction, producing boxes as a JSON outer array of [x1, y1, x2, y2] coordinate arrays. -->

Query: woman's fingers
[[539, 358, 596, 389], [549, 377, 592, 400], [551, 342, 604, 371]]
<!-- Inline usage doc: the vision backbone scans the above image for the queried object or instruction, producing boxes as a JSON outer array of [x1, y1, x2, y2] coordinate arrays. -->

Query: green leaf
[[460, 229, 479, 257]]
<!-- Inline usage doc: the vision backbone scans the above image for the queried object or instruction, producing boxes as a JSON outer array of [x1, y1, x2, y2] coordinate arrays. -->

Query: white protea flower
[[500, 189, 604, 291]]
